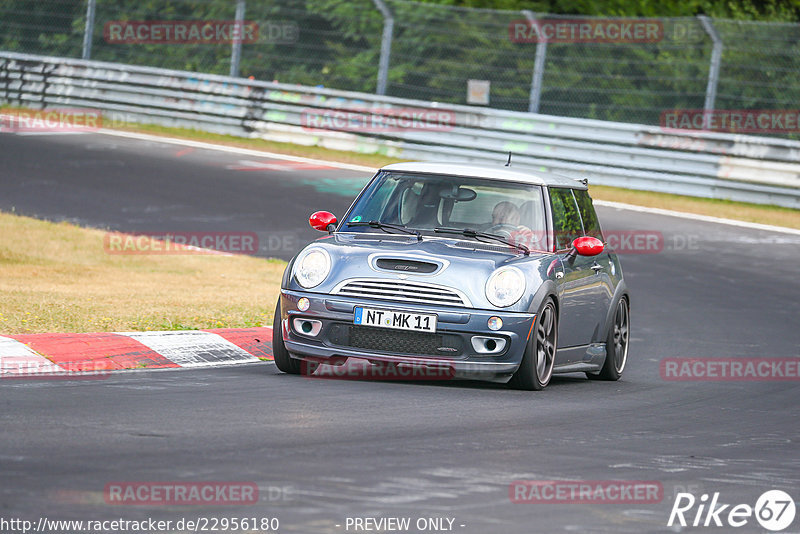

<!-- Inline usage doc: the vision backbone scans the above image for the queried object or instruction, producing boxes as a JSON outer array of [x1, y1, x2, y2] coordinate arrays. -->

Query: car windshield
[[342, 171, 547, 251]]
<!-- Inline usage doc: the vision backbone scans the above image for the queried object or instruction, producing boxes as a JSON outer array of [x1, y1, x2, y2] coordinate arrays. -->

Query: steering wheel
[[485, 223, 518, 238]]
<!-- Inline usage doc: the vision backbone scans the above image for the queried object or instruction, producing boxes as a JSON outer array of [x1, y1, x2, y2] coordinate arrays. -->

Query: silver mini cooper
[[273, 162, 630, 390]]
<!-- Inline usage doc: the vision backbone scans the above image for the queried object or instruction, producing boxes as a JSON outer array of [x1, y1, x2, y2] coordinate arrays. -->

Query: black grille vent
[[375, 258, 438, 274], [328, 325, 462, 357]]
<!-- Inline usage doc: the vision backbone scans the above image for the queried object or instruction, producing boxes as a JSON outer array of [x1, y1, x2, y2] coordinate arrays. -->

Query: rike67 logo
[[668, 490, 796, 531]]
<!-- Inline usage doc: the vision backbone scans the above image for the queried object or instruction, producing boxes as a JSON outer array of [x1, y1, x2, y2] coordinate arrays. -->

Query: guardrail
[[2, 51, 798, 209]]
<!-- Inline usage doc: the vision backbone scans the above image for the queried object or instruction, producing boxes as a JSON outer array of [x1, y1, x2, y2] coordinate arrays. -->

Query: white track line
[[99, 129, 375, 172], [14, 131, 89, 136], [594, 200, 800, 235], [98, 129, 798, 234]]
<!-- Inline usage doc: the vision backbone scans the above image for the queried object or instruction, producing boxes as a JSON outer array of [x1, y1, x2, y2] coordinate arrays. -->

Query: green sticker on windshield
[[350, 215, 362, 222]]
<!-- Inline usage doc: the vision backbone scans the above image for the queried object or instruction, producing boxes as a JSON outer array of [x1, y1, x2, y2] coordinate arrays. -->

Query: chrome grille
[[332, 278, 470, 307]]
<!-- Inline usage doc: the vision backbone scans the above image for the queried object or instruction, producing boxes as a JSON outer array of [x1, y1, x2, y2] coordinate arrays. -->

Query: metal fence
[[3, 51, 799, 208], [2, 0, 799, 129]]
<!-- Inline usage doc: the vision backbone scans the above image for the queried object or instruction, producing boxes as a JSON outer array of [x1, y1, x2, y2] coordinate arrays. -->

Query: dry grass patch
[[0, 211, 286, 334]]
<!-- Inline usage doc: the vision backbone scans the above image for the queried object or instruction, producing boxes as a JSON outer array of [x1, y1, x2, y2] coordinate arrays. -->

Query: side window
[[573, 189, 603, 240], [549, 188, 583, 250]]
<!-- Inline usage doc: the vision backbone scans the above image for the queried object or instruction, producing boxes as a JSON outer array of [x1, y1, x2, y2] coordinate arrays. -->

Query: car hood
[[286, 232, 556, 312]]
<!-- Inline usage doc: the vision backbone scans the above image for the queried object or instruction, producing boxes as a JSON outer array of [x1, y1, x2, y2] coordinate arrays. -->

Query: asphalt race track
[[0, 131, 371, 262], [1, 131, 799, 533]]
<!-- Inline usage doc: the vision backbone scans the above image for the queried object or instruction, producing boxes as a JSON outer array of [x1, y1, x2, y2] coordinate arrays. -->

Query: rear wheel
[[587, 297, 629, 381], [509, 298, 557, 391], [272, 299, 301, 374]]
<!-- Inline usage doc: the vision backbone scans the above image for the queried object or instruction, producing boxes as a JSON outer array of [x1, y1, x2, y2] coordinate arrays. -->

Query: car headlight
[[485, 266, 525, 308], [294, 248, 331, 289]]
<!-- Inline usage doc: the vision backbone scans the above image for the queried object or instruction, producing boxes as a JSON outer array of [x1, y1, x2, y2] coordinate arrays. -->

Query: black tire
[[272, 298, 301, 375], [587, 297, 629, 381], [509, 298, 557, 391]]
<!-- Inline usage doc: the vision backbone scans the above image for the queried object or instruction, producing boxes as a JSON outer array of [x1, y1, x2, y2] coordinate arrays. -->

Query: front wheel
[[509, 298, 557, 391], [272, 298, 301, 374], [587, 297, 629, 381]]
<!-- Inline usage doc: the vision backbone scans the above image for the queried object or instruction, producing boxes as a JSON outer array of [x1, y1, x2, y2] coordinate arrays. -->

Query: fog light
[[297, 297, 310, 311], [487, 316, 502, 331], [292, 318, 322, 337], [471, 336, 507, 354]]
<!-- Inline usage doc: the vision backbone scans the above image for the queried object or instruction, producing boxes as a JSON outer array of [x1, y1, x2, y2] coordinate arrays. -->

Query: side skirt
[[553, 343, 606, 374]]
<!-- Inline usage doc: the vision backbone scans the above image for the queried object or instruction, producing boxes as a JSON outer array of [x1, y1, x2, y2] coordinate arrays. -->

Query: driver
[[488, 201, 540, 249], [490, 201, 520, 230]]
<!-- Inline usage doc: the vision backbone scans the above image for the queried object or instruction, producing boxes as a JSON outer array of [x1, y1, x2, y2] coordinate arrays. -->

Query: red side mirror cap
[[309, 211, 337, 232], [572, 236, 604, 256]]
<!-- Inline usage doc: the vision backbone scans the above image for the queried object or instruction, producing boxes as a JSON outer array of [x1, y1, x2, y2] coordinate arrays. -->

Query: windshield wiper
[[434, 227, 529, 255], [347, 221, 422, 241]]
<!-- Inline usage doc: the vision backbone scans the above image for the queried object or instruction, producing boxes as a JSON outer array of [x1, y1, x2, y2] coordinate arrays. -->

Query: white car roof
[[380, 161, 587, 189]]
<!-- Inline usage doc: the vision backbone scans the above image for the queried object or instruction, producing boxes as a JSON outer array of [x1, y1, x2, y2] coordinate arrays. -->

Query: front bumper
[[279, 290, 536, 382]]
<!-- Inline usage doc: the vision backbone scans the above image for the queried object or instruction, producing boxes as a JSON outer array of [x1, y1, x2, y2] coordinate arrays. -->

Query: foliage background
[[1, 0, 799, 125]]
